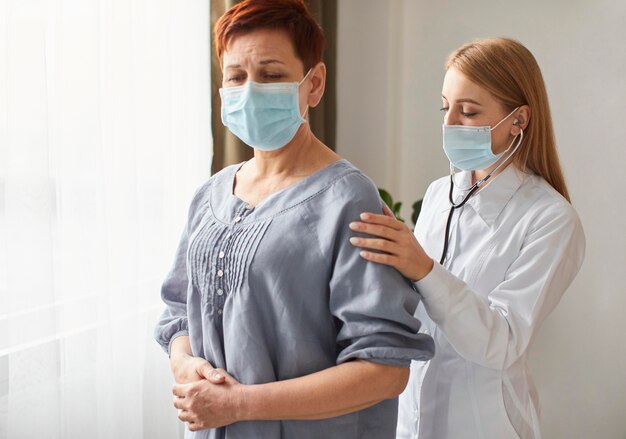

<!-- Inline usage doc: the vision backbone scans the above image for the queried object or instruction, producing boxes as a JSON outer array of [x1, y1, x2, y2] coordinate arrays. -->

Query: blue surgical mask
[[219, 70, 311, 151], [442, 107, 519, 171]]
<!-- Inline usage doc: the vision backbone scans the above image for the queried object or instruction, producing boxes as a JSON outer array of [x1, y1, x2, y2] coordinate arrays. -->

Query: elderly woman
[[153, 0, 434, 438]]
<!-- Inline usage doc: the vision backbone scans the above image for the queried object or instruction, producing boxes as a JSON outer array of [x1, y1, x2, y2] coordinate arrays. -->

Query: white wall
[[337, 1, 626, 437]]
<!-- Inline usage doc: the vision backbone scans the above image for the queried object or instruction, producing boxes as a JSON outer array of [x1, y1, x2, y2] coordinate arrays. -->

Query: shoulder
[[416, 174, 449, 215], [423, 174, 450, 202], [322, 160, 384, 212], [186, 163, 242, 224], [193, 162, 241, 200], [515, 174, 584, 245], [427, 174, 451, 193], [508, 173, 586, 274], [298, 160, 385, 236], [522, 174, 579, 222]]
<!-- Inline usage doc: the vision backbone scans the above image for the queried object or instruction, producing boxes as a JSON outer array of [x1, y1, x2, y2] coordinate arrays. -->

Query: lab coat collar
[[458, 165, 528, 227]]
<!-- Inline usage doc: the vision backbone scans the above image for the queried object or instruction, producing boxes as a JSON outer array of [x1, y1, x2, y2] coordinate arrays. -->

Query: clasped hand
[[171, 353, 238, 431]]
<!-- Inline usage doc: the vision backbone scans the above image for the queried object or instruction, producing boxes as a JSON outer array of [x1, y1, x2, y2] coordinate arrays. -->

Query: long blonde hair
[[446, 37, 570, 202]]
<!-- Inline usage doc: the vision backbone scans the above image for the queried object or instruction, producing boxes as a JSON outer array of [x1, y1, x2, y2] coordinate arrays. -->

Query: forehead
[[442, 67, 493, 102], [222, 28, 300, 68]]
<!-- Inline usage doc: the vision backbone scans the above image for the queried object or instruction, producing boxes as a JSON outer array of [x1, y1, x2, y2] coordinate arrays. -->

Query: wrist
[[170, 347, 190, 362], [169, 350, 192, 374], [234, 384, 260, 422], [169, 335, 191, 356], [411, 256, 434, 282]]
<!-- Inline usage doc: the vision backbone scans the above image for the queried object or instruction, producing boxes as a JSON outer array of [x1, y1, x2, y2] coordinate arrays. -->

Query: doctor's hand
[[349, 206, 434, 282], [173, 369, 243, 431]]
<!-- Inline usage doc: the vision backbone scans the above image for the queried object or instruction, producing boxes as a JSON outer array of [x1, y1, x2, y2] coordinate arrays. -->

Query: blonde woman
[[349, 38, 585, 439]]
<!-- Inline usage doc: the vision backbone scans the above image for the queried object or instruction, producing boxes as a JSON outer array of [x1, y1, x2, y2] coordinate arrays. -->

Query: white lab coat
[[397, 165, 585, 439]]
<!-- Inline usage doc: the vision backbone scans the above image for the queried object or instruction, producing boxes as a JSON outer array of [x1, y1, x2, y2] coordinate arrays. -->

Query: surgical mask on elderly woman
[[219, 70, 311, 151]]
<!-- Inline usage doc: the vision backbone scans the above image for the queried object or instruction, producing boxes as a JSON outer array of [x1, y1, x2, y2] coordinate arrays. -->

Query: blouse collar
[[209, 159, 355, 224]]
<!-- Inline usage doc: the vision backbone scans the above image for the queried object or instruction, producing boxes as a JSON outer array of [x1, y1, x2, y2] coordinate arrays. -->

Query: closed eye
[[262, 72, 285, 81], [227, 75, 246, 83]]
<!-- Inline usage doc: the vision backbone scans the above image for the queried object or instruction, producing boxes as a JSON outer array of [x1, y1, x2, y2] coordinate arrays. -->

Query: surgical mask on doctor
[[219, 70, 312, 151], [442, 107, 519, 171]]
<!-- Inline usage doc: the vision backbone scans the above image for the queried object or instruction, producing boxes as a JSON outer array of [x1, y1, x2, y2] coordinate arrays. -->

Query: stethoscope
[[439, 127, 524, 265]]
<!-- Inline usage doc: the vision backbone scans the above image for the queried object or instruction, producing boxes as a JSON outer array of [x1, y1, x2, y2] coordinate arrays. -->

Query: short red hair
[[215, 0, 325, 73]]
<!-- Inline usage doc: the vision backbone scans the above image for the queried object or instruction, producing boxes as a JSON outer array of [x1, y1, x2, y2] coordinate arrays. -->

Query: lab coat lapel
[[467, 165, 527, 227]]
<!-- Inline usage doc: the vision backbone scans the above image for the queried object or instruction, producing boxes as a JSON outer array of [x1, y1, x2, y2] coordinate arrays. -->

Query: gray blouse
[[154, 159, 434, 439]]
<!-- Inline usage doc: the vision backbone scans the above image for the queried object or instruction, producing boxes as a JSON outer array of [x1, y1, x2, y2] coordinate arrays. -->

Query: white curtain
[[0, 1, 211, 438]]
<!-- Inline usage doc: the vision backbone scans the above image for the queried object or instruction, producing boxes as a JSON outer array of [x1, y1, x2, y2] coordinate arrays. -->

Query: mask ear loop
[[490, 107, 520, 131], [298, 68, 314, 122], [298, 68, 313, 85], [299, 100, 310, 123]]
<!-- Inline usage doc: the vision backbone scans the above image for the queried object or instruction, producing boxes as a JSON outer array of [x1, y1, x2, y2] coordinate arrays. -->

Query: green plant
[[411, 199, 423, 225], [378, 188, 404, 222], [378, 188, 423, 227]]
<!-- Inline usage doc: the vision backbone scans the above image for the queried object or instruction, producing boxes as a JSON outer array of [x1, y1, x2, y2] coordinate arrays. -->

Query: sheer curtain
[[0, 1, 211, 438]]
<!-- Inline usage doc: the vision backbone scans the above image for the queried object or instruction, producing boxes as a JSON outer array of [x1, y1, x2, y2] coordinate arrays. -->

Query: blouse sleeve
[[153, 181, 210, 355], [321, 173, 435, 368], [414, 201, 585, 370]]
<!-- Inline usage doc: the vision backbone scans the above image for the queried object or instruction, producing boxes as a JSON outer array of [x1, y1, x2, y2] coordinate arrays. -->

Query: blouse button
[[217, 269, 224, 278], [217, 309, 223, 315], [218, 251, 225, 259], [234, 216, 242, 223], [217, 289, 224, 296], [245, 204, 254, 210], [226, 232, 232, 239]]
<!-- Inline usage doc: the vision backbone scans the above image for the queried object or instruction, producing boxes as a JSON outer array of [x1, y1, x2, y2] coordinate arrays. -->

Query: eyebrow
[[225, 59, 286, 69], [441, 95, 483, 106], [259, 59, 285, 66]]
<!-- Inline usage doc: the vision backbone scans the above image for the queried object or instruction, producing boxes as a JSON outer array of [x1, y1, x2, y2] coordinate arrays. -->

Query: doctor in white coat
[[349, 37, 585, 439]]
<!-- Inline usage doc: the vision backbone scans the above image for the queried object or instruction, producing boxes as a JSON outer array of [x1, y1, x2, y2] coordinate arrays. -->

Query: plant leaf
[[378, 188, 394, 209], [412, 199, 423, 225]]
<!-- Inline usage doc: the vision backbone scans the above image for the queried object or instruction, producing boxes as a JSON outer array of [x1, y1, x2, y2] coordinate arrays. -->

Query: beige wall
[[337, 0, 626, 437]]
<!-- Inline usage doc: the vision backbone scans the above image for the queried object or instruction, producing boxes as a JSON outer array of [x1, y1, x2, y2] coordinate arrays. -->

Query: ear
[[306, 62, 326, 108], [511, 105, 531, 136]]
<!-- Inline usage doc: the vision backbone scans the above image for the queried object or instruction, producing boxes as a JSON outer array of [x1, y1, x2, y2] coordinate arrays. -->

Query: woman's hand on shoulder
[[349, 206, 434, 282]]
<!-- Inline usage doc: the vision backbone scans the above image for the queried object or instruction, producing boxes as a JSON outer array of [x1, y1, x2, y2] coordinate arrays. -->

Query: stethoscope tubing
[[439, 178, 480, 265]]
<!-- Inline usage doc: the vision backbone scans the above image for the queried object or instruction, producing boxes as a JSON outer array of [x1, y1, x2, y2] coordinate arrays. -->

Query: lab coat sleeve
[[414, 203, 585, 370]]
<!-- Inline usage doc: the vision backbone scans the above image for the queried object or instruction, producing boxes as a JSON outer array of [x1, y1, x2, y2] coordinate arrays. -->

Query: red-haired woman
[[154, 0, 434, 438], [350, 38, 585, 438]]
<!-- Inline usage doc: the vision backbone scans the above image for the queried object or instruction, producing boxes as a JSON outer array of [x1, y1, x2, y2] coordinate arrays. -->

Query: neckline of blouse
[[210, 158, 355, 224]]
